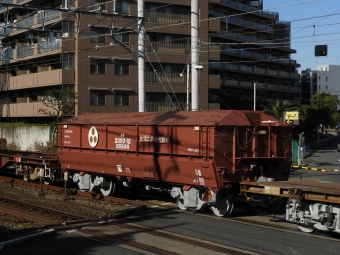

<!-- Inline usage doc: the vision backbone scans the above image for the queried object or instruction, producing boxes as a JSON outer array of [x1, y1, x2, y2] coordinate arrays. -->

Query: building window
[[115, 62, 129, 75], [62, 53, 74, 69], [326, 76, 328, 81], [90, 60, 106, 74], [116, 1, 129, 13], [319, 85, 320, 90], [90, 92, 106, 105], [62, 21, 74, 38], [319, 76, 320, 81], [326, 85, 328, 90], [90, 28, 106, 43], [115, 93, 129, 106], [113, 33, 129, 43]]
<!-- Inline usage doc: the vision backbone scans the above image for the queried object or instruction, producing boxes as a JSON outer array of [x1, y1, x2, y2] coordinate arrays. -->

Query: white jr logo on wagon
[[88, 126, 99, 147]]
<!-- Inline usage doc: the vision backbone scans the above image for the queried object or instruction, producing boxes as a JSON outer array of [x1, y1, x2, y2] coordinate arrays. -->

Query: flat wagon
[[57, 110, 292, 216]]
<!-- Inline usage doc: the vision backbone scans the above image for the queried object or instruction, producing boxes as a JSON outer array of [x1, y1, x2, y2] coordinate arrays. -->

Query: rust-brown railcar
[[57, 110, 292, 216]]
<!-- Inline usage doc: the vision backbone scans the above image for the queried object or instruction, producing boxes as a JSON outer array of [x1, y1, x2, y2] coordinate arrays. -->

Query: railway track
[[0, 194, 88, 227]]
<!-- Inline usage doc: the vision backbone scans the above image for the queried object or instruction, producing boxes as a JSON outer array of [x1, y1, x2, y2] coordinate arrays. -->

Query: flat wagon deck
[[240, 180, 340, 233], [240, 180, 340, 204]]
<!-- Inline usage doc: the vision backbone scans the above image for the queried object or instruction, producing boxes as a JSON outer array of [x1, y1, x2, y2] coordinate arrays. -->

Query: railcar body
[[57, 110, 292, 216]]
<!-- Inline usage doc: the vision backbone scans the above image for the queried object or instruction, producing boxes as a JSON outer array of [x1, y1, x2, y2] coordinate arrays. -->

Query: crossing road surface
[[290, 139, 340, 182]]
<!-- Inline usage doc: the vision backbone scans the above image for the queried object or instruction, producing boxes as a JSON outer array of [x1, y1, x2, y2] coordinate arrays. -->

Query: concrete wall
[[0, 126, 51, 151]]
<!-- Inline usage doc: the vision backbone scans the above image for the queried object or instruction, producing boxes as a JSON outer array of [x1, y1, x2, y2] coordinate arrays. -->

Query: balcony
[[224, 63, 238, 71], [1, 101, 50, 117], [145, 11, 190, 25], [38, 39, 61, 54], [0, 49, 13, 62], [38, 10, 61, 23], [267, 70, 278, 76], [278, 70, 290, 77], [9, 69, 75, 90], [222, 79, 238, 87], [145, 101, 186, 112], [220, 79, 299, 94], [253, 67, 266, 74], [17, 45, 34, 58], [145, 72, 185, 83], [240, 65, 252, 72], [145, 42, 190, 54]]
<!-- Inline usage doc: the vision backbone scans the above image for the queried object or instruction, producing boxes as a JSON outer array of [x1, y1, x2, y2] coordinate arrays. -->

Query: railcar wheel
[[210, 191, 234, 217], [298, 223, 315, 233], [176, 197, 188, 210], [100, 178, 115, 196]]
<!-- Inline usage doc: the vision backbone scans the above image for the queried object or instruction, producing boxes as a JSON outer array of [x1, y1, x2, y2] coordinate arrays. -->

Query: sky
[[263, 0, 340, 71]]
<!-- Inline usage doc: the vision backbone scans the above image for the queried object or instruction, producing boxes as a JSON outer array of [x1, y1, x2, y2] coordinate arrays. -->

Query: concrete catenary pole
[[138, 0, 145, 112], [191, 0, 199, 111]]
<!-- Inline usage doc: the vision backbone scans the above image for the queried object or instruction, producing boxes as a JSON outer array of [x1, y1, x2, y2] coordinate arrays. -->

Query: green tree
[[261, 100, 299, 120], [39, 88, 77, 123], [311, 92, 339, 111], [311, 92, 339, 129]]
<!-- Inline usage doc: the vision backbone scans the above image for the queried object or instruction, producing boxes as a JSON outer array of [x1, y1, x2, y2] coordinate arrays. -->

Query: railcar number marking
[[140, 136, 169, 143], [264, 186, 280, 195], [188, 148, 199, 152], [115, 136, 131, 150]]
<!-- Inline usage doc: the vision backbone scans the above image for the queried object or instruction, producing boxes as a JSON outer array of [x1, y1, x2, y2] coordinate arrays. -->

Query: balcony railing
[[240, 49, 252, 57], [145, 11, 190, 25], [0, 49, 13, 62], [0, 26, 14, 36], [221, 47, 238, 55], [145, 101, 186, 112], [222, 80, 238, 87], [145, 72, 185, 83], [38, 39, 61, 54], [240, 65, 252, 72], [254, 67, 266, 74], [240, 19, 252, 27], [240, 81, 252, 87], [267, 70, 278, 76], [17, 45, 34, 58], [279, 70, 290, 77], [17, 16, 34, 29], [145, 42, 190, 54], [254, 52, 266, 60], [38, 10, 60, 23], [224, 63, 238, 70], [221, 79, 300, 93]]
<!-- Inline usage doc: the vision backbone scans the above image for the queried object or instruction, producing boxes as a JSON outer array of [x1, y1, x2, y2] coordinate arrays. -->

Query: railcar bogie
[[71, 172, 115, 196], [15, 163, 58, 185], [287, 200, 340, 234]]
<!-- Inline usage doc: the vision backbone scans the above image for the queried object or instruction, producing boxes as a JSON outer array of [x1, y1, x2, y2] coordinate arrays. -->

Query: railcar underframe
[[240, 180, 340, 234]]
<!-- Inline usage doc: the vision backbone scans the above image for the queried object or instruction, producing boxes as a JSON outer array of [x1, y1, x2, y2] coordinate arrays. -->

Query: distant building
[[300, 65, 340, 105]]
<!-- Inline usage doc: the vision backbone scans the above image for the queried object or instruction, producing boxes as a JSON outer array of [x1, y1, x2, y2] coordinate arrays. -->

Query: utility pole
[[138, 0, 145, 112], [253, 81, 257, 111], [186, 64, 190, 111], [191, 0, 199, 111]]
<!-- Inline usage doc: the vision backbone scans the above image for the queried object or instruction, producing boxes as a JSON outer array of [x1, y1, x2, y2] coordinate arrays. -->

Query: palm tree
[[261, 100, 299, 120]]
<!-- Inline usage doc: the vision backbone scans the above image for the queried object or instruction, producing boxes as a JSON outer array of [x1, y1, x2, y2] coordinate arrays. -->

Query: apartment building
[[300, 65, 340, 106], [0, 0, 300, 123]]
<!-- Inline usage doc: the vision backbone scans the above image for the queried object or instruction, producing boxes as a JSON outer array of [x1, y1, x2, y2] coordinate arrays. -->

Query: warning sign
[[284, 111, 299, 125]]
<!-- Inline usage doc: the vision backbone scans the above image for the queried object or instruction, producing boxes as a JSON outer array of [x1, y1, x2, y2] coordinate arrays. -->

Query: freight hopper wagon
[[57, 110, 292, 216]]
